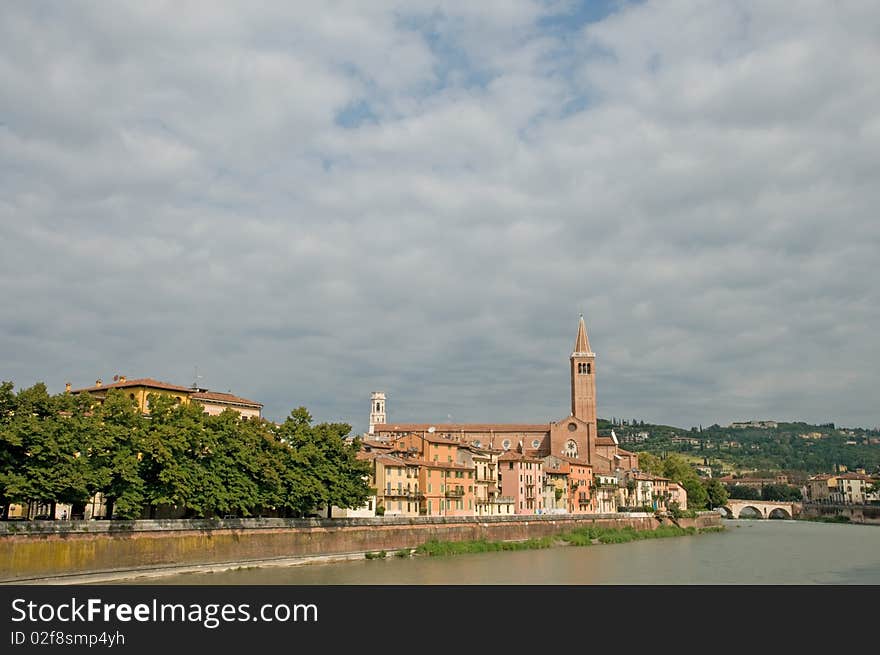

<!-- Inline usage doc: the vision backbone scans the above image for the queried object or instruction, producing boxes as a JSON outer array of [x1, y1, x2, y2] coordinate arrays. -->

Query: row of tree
[[0, 382, 372, 520], [726, 483, 803, 502]]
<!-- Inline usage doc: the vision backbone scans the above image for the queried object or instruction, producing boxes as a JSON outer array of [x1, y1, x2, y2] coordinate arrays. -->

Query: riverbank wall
[[0, 512, 721, 583], [799, 503, 880, 525]]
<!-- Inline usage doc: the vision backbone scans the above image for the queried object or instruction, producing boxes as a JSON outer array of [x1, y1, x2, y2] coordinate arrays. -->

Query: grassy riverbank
[[409, 524, 723, 557]]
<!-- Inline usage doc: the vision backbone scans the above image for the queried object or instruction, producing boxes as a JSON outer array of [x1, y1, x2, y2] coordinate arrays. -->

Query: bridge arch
[[767, 507, 791, 520], [737, 505, 764, 519]]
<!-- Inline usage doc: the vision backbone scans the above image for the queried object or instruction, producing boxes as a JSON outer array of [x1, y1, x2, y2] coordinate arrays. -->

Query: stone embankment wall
[[0, 511, 721, 582], [799, 503, 880, 525]]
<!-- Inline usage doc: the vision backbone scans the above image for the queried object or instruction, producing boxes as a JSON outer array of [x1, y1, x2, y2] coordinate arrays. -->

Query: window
[[586, 363, 591, 374], [568, 422, 577, 432], [502, 439, 511, 450], [532, 439, 540, 448]]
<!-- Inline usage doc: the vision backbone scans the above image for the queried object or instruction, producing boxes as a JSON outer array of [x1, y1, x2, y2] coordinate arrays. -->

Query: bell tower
[[369, 391, 386, 434], [570, 315, 597, 431]]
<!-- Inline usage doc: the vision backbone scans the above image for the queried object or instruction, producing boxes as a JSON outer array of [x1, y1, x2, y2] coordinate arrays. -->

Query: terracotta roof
[[410, 459, 474, 471], [372, 423, 550, 434], [375, 454, 418, 467], [544, 462, 571, 475], [498, 451, 543, 463], [556, 454, 591, 467], [836, 472, 872, 480], [72, 378, 193, 394], [190, 390, 262, 408], [631, 472, 669, 481], [361, 439, 394, 450]]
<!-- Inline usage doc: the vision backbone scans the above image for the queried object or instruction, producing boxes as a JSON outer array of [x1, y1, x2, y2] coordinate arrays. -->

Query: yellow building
[[71, 376, 193, 413], [70, 376, 262, 418]]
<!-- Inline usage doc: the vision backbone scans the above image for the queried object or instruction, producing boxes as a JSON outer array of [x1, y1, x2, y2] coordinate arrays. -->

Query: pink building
[[498, 451, 544, 514]]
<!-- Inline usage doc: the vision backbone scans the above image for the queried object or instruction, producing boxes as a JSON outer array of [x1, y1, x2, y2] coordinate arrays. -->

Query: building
[[805, 474, 837, 502], [729, 420, 778, 429], [189, 390, 262, 418], [375, 454, 422, 517], [541, 457, 571, 514], [458, 444, 513, 516], [831, 473, 873, 505], [70, 377, 194, 413], [667, 482, 688, 511], [498, 451, 544, 514], [369, 316, 639, 476], [70, 376, 262, 419], [594, 474, 619, 513]]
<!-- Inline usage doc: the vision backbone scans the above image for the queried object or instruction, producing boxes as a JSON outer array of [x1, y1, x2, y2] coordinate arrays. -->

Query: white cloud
[[1, 1, 878, 431]]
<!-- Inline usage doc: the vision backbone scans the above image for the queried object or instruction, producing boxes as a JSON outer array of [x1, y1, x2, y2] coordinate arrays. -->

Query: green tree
[[681, 478, 709, 510], [704, 479, 729, 509], [93, 390, 145, 519], [726, 484, 761, 500], [638, 452, 665, 477]]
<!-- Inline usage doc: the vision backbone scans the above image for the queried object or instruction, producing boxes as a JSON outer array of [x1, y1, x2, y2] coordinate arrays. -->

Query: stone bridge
[[721, 499, 800, 519]]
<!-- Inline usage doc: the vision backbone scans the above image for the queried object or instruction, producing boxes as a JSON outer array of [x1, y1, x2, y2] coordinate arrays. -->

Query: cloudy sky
[[2, 1, 878, 432]]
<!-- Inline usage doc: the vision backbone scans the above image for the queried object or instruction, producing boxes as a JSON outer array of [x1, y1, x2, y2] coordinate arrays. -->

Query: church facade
[[369, 316, 638, 476]]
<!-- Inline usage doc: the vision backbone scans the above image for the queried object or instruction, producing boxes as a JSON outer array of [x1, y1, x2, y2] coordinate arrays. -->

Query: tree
[[91, 390, 145, 519], [726, 484, 760, 500], [704, 479, 729, 509], [681, 478, 709, 510], [638, 452, 665, 477], [761, 483, 802, 502]]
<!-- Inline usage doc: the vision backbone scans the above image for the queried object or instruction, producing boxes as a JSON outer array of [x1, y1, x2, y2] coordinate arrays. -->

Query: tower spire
[[573, 314, 592, 354]]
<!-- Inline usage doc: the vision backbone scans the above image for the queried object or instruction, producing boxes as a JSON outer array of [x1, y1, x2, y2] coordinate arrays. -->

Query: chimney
[[65, 382, 71, 393], [119, 375, 126, 383], [95, 379, 102, 387]]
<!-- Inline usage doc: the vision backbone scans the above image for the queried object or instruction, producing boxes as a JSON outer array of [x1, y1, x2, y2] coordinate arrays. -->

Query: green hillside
[[598, 418, 880, 475]]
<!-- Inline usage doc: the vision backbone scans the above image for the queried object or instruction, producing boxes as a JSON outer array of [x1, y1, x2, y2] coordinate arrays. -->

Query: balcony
[[444, 488, 465, 498], [383, 489, 424, 499]]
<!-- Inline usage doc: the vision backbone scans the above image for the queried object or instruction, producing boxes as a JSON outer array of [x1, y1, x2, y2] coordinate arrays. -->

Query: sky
[[2, 1, 878, 433]]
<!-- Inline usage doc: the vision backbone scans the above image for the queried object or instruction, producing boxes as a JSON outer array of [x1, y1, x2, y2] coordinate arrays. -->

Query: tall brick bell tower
[[570, 314, 597, 436]]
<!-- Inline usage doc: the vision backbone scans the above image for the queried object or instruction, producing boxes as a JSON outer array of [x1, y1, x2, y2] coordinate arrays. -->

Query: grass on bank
[[413, 524, 723, 557]]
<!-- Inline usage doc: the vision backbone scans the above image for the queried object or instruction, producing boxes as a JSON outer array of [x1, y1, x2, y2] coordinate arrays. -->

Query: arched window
[[376, 402, 381, 412], [586, 363, 591, 374]]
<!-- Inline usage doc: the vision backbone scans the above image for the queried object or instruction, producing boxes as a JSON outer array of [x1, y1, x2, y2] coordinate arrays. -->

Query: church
[[369, 316, 639, 476]]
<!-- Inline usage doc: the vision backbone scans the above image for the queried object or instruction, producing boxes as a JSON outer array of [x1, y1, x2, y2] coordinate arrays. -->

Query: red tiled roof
[[410, 459, 474, 471], [361, 439, 394, 450], [555, 454, 591, 467], [372, 423, 550, 433], [374, 454, 418, 467], [190, 390, 262, 407], [72, 378, 193, 394], [498, 451, 543, 463]]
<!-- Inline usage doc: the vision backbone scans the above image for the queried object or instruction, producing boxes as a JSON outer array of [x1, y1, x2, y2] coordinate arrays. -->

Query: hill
[[598, 418, 880, 475]]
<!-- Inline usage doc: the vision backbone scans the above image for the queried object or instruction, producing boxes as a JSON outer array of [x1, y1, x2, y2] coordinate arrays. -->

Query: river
[[127, 519, 880, 585]]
